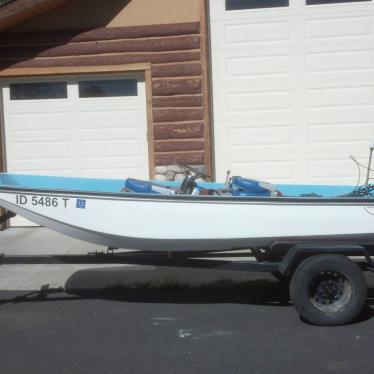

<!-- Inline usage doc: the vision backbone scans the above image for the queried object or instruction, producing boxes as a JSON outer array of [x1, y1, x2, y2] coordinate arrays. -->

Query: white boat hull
[[1, 188, 374, 252]]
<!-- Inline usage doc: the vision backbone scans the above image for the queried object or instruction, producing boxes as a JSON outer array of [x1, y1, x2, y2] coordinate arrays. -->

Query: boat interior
[[0, 173, 357, 198]]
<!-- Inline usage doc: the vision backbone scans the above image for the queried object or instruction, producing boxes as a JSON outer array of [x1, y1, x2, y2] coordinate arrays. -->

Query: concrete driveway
[[0, 227, 259, 292]]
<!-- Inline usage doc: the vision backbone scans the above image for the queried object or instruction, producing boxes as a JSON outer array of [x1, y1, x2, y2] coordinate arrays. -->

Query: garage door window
[[226, 0, 289, 10], [78, 79, 138, 98], [9, 82, 67, 100], [307, 0, 370, 4]]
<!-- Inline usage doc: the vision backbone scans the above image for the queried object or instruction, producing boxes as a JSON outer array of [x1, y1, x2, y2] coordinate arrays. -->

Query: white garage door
[[1, 73, 149, 225], [210, 0, 374, 184]]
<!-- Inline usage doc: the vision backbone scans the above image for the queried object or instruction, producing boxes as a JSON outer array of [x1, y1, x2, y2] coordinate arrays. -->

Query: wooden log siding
[[154, 122, 204, 140], [0, 35, 201, 58], [153, 95, 203, 108], [152, 62, 201, 78], [0, 22, 207, 168], [152, 78, 202, 96], [155, 140, 205, 153], [153, 108, 203, 123], [0, 52, 202, 69], [155, 152, 205, 166], [0, 23, 201, 46]]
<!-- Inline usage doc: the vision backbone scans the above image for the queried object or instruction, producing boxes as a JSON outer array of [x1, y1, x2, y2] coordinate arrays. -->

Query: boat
[[2, 168, 374, 326], [0, 171, 374, 252]]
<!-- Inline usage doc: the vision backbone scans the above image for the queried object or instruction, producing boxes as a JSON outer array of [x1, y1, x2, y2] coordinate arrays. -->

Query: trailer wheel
[[290, 254, 367, 326]]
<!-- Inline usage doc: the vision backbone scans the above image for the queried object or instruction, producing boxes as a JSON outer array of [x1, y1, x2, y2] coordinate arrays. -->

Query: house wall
[[0, 0, 211, 177], [12, 0, 200, 31]]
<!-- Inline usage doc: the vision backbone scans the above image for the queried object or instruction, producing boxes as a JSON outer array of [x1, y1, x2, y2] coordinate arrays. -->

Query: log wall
[[0, 21, 209, 171]]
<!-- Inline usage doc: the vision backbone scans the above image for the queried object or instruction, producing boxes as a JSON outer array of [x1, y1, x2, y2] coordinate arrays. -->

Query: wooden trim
[[0, 63, 151, 78], [199, 0, 213, 176], [145, 68, 155, 179]]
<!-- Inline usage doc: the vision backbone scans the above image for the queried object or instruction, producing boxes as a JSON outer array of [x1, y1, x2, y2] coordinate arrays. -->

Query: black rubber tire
[[290, 254, 367, 326]]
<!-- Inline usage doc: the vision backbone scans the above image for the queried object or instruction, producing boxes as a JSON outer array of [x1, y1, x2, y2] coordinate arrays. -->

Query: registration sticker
[[76, 199, 86, 209]]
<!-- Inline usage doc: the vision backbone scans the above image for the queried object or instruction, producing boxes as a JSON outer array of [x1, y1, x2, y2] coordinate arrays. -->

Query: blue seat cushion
[[232, 176, 272, 195], [124, 178, 175, 195]]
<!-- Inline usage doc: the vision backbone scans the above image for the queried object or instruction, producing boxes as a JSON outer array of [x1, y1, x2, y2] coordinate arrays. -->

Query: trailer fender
[[278, 243, 372, 277]]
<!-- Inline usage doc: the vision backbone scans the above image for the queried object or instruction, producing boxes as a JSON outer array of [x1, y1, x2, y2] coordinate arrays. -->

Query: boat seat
[[231, 176, 278, 197], [123, 178, 175, 195]]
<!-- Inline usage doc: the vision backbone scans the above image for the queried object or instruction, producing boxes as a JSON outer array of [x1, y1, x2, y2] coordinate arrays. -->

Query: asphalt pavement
[[1, 228, 374, 374]]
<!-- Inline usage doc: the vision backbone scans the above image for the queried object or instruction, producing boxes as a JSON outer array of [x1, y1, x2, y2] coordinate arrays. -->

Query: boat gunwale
[[0, 185, 374, 206]]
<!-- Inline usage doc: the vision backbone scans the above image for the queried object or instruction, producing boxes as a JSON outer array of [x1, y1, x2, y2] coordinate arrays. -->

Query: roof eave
[[0, 0, 72, 32]]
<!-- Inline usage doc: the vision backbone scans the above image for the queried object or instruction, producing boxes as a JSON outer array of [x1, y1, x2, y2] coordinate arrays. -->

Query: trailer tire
[[290, 254, 367, 326]]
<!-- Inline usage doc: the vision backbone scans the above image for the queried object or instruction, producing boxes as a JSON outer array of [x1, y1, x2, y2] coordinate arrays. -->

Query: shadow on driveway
[[0, 266, 374, 324]]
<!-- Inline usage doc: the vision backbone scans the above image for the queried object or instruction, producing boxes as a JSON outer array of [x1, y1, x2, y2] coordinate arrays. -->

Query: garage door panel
[[225, 21, 291, 44], [80, 167, 141, 179], [229, 160, 295, 182], [230, 125, 294, 148], [79, 128, 142, 141], [214, 67, 293, 88], [305, 16, 372, 40], [308, 121, 374, 144], [307, 85, 374, 108], [210, 23, 293, 53], [7, 112, 70, 131], [215, 120, 296, 153], [306, 50, 374, 72], [213, 92, 296, 122], [81, 139, 141, 158], [9, 130, 71, 143], [81, 156, 146, 179], [306, 105, 374, 119], [228, 89, 294, 112], [213, 109, 297, 123], [309, 158, 358, 181], [228, 54, 291, 77], [78, 110, 139, 129], [11, 141, 72, 161], [10, 155, 73, 171], [210, 4, 292, 20]]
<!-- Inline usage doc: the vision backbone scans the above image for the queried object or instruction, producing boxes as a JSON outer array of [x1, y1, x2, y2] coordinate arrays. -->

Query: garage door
[[210, 0, 374, 184], [1, 73, 149, 225]]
